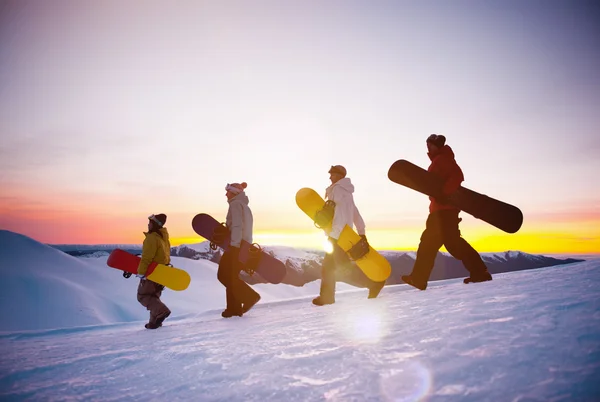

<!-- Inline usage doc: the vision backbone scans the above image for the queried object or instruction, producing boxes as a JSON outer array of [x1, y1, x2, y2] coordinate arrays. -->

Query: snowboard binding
[[347, 237, 370, 261], [122, 253, 142, 278], [244, 243, 263, 275], [314, 200, 336, 229], [210, 222, 229, 250]]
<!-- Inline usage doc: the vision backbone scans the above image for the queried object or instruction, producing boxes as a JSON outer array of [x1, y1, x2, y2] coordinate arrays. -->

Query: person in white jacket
[[312, 165, 386, 306], [217, 182, 261, 318]]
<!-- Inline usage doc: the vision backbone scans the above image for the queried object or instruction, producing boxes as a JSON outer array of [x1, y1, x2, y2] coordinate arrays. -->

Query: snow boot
[[156, 310, 171, 327], [145, 322, 161, 329], [242, 294, 261, 315], [368, 281, 386, 299], [221, 309, 243, 318], [312, 296, 335, 306], [464, 270, 493, 284], [401, 275, 427, 291]]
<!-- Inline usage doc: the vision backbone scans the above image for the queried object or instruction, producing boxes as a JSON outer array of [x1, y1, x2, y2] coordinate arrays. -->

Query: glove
[[136, 274, 145, 279], [359, 234, 368, 242]]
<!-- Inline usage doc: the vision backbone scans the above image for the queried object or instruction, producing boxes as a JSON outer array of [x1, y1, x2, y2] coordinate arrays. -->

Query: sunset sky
[[1, 0, 599, 254]]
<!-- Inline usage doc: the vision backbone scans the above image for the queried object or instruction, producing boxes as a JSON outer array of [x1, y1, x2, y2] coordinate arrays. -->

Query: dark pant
[[217, 249, 260, 312], [411, 210, 488, 283], [137, 279, 170, 324], [320, 242, 381, 301]]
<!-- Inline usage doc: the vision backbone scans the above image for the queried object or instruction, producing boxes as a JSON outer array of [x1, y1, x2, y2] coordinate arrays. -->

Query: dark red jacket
[[427, 145, 464, 213]]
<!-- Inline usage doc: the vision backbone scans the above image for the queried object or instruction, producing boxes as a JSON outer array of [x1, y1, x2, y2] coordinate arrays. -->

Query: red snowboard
[[106, 249, 190, 291]]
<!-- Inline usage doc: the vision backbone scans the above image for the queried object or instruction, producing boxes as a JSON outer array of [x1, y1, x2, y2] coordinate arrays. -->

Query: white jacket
[[325, 177, 366, 240], [226, 192, 253, 247]]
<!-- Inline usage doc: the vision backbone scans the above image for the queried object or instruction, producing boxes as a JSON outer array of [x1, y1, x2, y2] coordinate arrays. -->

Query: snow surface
[[0, 230, 354, 332], [1, 230, 599, 401], [1, 254, 599, 400]]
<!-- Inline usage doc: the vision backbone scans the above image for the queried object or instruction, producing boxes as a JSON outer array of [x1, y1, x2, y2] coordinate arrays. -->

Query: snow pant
[[137, 279, 170, 325], [410, 209, 488, 283], [320, 242, 382, 301], [217, 248, 260, 312]]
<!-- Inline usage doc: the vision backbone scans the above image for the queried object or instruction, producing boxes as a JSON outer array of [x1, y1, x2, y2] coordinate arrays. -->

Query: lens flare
[[380, 361, 432, 402], [333, 303, 390, 344], [323, 237, 334, 254]]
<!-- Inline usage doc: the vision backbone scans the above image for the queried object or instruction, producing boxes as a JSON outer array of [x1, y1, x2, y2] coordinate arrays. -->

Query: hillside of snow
[[55, 240, 585, 288], [0, 257, 598, 401], [1, 229, 591, 333], [0, 230, 354, 332]]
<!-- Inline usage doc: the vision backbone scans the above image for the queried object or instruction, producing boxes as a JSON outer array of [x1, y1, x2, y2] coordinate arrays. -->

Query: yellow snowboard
[[146, 264, 190, 291], [295, 188, 391, 282], [107, 249, 191, 291]]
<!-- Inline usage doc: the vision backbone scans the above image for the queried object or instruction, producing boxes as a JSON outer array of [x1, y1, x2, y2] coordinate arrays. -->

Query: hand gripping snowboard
[[387, 159, 523, 233], [295, 188, 391, 282], [107, 249, 191, 291], [191, 213, 286, 284]]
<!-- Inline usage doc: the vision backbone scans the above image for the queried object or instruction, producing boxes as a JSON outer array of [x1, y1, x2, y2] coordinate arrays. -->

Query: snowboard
[[191, 213, 286, 284], [295, 188, 391, 283], [106, 249, 191, 291], [387, 159, 523, 233]]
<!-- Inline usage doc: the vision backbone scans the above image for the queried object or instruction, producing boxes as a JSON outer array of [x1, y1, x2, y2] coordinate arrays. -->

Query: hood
[[144, 227, 169, 241], [327, 177, 355, 194], [428, 144, 455, 161], [228, 192, 250, 205]]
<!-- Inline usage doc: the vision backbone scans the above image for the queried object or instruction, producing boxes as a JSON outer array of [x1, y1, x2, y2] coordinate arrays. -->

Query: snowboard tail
[[387, 159, 523, 233], [106, 249, 191, 291]]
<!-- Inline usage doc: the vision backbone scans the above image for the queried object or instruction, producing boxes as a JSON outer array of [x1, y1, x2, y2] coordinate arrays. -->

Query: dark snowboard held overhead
[[387, 159, 523, 234]]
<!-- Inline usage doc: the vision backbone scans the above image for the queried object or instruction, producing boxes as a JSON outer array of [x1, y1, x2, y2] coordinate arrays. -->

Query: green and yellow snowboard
[[295, 188, 391, 282]]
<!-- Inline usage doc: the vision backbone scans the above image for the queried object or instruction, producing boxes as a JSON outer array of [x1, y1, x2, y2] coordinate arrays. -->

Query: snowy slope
[[55, 241, 584, 289], [0, 230, 145, 331], [0, 260, 598, 401], [0, 230, 353, 332]]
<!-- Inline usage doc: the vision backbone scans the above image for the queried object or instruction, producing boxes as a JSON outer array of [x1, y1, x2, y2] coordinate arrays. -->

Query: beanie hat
[[328, 165, 347, 177], [225, 182, 247, 195], [426, 134, 446, 148], [148, 213, 167, 227]]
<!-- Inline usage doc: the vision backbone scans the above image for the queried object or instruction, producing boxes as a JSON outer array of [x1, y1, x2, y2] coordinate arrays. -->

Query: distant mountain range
[[53, 242, 585, 288]]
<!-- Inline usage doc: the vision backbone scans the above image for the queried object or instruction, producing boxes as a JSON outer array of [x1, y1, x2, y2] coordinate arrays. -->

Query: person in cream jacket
[[312, 165, 385, 306]]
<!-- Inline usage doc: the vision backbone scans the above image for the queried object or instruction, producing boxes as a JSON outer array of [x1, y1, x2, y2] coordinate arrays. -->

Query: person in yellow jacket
[[137, 213, 172, 329]]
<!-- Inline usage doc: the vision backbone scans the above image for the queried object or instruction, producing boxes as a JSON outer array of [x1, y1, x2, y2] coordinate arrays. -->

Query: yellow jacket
[[137, 228, 171, 276]]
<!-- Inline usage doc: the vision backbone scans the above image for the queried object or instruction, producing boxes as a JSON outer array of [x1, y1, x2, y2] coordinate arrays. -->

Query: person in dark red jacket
[[402, 134, 492, 290]]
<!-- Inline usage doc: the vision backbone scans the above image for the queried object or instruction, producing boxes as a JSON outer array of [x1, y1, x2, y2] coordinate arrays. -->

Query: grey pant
[[137, 279, 170, 324]]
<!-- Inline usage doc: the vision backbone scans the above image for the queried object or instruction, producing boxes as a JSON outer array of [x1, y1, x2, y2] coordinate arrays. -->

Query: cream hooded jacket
[[325, 177, 366, 240], [226, 192, 254, 247]]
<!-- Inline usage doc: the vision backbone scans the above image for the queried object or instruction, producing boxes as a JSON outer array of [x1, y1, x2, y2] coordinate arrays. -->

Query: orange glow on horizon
[[170, 225, 600, 255], [1, 192, 598, 254], [1, 222, 598, 254]]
